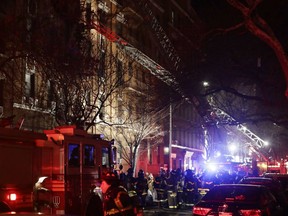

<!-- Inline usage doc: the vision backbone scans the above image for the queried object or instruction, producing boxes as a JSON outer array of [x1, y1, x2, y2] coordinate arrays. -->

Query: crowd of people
[[85, 166, 249, 216]]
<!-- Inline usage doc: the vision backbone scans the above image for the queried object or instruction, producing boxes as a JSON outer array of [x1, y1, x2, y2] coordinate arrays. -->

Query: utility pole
[[169, 102, 172, 171]]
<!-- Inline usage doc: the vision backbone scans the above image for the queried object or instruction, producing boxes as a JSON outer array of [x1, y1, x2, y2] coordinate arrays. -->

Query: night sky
[[187, 0, 288, 157]]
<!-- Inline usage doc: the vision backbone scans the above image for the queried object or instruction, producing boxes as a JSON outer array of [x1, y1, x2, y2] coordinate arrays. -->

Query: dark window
[[128, 62, 133, 77], [0, 80, 3, 106], [68, 144, 80, 167], [117, 59, 123, 84], [48, 80, 55, 104], [84, 145, 95, 166], [85, 2, 91, 23], [117, 0, 123, 6], [28, 0, 37, 16], [98, 50, 105, 78], [116, 22, 122, 36]]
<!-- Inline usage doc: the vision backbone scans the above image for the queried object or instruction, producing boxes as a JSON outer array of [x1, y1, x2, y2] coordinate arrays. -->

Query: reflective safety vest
[[104, 186, 136, 216]]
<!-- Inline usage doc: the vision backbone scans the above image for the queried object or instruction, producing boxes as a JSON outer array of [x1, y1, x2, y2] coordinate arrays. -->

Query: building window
[[115, 21, 123, 36], [171, 10, 175, 26], [28, 0, 37, 16], [128, 62, 133, 77], [117, 99, 123, 123], [102, 147, 109, 168], [117, 59, 123, 84], [47, 80, 55, 106], [84, 144, 95, 166], [98, 49, 106, 78], [25, 71, 35, 99], [85, 1, 91, 23], [68, 144, 80, 167], [0, 80, 3, 106]]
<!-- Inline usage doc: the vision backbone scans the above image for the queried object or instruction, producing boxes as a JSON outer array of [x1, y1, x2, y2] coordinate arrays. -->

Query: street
[[142, 206, 193, 216]]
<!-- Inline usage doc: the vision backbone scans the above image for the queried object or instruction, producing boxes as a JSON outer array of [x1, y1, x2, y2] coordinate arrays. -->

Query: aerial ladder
[[210, 107, 269, 162], [82, 0, 269, 163], [125, 0, 272, 163]]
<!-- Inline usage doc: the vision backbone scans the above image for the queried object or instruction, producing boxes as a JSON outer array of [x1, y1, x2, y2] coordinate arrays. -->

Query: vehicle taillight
[[7, 193, 17, 201], [239, 209, 261, 216], [192, 207, 212, 215]]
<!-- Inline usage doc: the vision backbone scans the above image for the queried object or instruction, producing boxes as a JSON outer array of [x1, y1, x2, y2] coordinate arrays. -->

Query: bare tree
[[0, 1, 133, 130], [188, 0, 288, 161], [213, 0, 288, 98], [106, 106, 170, 172], [42, 38, 132, 130]]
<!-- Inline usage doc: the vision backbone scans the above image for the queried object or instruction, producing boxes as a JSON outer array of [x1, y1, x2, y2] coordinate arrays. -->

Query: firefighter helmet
[[102, 171, 119, 185]]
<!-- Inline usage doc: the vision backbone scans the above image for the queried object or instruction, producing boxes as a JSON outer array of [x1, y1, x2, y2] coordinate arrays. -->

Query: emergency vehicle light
[[8, 193, 17, 201]]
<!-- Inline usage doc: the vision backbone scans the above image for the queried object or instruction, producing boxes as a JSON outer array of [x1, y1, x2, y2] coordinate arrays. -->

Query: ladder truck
[[0, 125, 115, 214]]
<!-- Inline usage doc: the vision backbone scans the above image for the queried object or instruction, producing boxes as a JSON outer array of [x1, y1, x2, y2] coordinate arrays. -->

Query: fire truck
[[0, 125, 115, 215]]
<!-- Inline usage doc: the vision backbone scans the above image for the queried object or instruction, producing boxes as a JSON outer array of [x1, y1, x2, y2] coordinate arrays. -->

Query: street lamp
[[203, 81, 209, 87]]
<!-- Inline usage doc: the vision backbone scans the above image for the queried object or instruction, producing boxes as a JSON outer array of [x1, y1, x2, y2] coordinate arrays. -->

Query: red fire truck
[[0, 125, 115, 215]]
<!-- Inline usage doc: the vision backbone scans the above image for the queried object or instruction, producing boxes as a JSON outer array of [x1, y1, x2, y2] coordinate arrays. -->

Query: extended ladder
[[83, 1, 269, 161]]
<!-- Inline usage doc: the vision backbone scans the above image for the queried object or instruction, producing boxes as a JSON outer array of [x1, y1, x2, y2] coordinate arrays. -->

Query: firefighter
[[124, 168, 136, 191], [32, 176, 51, 212], [165, 170, 178, 208], [183, 169, 199, 205], [85, 172, 137, 216], [153, 171, 167, 202], [135, 169, 148, 207], [175, 168, 184, 206], [101, 171, 137, 216], [118, 164, 125, 184]]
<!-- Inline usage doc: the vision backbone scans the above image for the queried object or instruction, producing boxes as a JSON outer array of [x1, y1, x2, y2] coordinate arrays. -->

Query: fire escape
[[82, 0, 269, 162]]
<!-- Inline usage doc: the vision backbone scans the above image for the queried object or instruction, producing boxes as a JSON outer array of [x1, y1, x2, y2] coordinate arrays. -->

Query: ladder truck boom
[[130, 0, 182, 71], [128, 1, 271, 160], [83, 2, 269, 162], [85, 16, 187, 101], [211, 107, 269, 161], [124, 0, 270, 157]]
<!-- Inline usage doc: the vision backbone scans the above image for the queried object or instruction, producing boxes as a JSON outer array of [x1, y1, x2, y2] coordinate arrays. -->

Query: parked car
[[192, 184, 283, 216], [238, 176, 288, 211], [263, 173, 288, 197]]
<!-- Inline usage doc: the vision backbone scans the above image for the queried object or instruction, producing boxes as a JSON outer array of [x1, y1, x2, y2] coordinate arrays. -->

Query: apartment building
[[0, 0, 205, 175]]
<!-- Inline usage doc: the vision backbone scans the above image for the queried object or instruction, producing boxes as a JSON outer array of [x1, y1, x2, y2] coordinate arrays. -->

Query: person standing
[[32, 177, 51, 212], [86, 171, 137, 216], [85, 186, 104, 216], [135, 169, 148, 207]]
